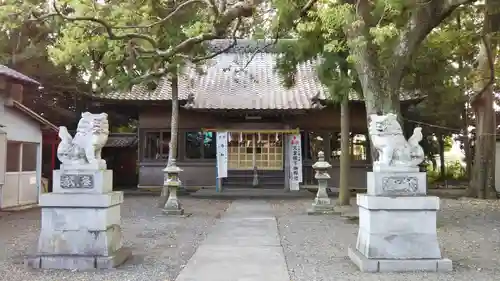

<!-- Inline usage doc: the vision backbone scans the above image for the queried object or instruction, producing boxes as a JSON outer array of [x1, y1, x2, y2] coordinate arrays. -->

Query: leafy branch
[[32, 0, 259, 63], [130, 17, 243, 84], [389, 0, 478, 88]]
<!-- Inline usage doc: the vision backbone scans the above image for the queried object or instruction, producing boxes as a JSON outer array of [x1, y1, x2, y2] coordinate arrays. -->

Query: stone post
[[307, 151, 336, 215], [252, 165, 259, 188], [348, 113, 452, 272], [163, 159, 184, 215], [25, 112, 131, 270]]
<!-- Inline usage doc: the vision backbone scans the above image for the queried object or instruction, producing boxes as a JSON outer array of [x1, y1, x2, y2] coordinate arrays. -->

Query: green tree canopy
[[1, 0, 265, 92], [0, 0, 481, 121]]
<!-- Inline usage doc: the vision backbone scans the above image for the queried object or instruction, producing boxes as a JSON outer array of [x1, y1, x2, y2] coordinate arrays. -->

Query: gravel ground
[[0, 196, 230, 281], [272, 197, 500, 281], [2, 195, 500, 281]]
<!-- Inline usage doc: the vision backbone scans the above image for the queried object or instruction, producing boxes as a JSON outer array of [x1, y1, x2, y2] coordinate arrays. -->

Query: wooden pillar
[[339, 98, 351, 206]]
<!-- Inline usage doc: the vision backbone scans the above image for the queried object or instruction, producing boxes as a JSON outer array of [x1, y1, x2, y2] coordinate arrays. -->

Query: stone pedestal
[[307, 152, 337, 215], [25, 169, 131, 270], [366, 171, 427, 196], [348, 171, 452, 272]]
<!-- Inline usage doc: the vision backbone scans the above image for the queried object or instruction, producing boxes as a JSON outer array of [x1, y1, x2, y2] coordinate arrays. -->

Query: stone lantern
[[163, 159, 184, 215], [307, 151, 336, 214]]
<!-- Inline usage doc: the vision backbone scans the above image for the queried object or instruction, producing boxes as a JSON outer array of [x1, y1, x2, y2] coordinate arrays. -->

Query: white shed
[[0, 66, 58, 210]]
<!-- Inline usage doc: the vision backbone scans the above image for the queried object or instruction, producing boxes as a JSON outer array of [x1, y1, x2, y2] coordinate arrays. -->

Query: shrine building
[[98, 39, 421, 190]]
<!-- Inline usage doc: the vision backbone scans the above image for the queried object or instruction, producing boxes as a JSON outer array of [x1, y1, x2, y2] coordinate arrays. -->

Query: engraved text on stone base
[[60, 174, 95, 189]]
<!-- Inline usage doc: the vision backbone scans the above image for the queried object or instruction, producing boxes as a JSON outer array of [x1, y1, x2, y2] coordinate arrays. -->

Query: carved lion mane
[[369, 113, 403, 136], [369, 113, 424, 169], [57, 112, 109, 167]]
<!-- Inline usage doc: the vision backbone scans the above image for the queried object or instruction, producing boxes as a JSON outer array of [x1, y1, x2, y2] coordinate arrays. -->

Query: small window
[[351, 134, 367, 160], [185, 131, 217, 159], [331, 133, 341, 160], [143, 131, 172, 161], [203, 132, 216, 159], [6, 141, 21, 172], [308, 132, 326, 161], [22, 143, 38, 171], [144, 132, 161, 160], [330, 133, 367, 161], [185, 132, 203, 159]]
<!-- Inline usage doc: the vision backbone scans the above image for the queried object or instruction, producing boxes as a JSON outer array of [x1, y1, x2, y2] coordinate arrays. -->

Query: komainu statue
[[57, 112, 109, 169], [368, 113, 424, 172]]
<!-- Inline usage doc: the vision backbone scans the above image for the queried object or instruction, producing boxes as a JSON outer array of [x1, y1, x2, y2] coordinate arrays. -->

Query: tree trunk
[[160, 69, 180, 206], [362, 80, 403, 166], [338, 97, 351, 206], [168, 73, 180, 166], [462, 107, 472, 179], [467, 3, 498, 199], [354, 54, 402, 164], [438, 134, 446, 178], [469, 85, 497, 198], [431, 156, 437, 172]]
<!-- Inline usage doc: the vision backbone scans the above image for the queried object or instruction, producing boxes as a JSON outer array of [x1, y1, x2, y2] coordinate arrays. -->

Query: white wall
[[0, 95, 42, 143], [0, 93, 43, 208]]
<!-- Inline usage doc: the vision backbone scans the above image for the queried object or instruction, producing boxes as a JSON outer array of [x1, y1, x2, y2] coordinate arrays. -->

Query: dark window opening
[[143, 131, 171, 161], [22, 143, 38, 171], [185, 131, 217, 159], [6, 141, 21, 172]]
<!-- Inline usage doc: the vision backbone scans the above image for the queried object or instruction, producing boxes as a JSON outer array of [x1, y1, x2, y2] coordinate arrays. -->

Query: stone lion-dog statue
[[57, 112, 109, 168], [369, 113, 424, 171]]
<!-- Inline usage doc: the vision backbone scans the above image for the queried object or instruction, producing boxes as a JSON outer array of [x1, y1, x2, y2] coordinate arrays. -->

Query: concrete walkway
[[175, 200, 290, 281]]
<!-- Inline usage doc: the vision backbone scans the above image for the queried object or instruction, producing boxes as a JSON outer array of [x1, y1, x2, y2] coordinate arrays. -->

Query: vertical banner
[[216, 132, 228, 178], [289, 134, 302, 189], [284, 134, 290, 191]]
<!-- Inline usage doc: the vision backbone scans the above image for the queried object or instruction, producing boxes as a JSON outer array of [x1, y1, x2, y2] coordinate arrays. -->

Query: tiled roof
[[104, 76, 191, 101], [105, 133, 138, 148], [184, 53, 327, 109], [0, 65, 40, 85], [103, 39, 328, 109], [102, 39, 420, 108]]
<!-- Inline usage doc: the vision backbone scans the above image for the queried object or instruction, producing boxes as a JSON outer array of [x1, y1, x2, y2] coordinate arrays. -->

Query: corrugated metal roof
[[0, 65, 40, 85]]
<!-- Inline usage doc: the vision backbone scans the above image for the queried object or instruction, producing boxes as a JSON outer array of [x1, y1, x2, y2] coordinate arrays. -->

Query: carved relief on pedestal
[[381, 176, 418, 194]]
